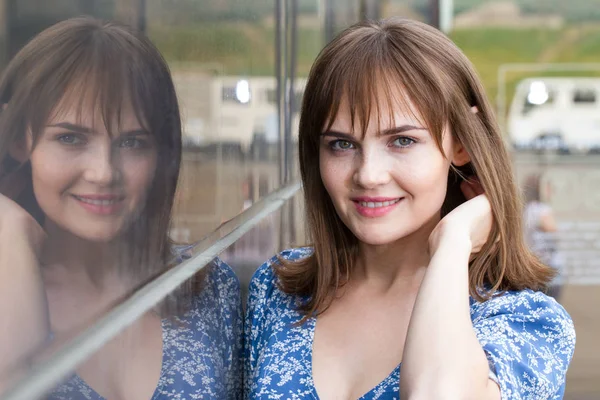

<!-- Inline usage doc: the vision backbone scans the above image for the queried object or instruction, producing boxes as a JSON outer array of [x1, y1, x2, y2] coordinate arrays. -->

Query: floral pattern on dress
[[244, 248, 576, 400], [48, 255, 243, 400]]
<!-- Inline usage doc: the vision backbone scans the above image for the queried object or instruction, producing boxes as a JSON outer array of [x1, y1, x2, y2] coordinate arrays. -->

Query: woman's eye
[[330, 140, 354, 151], [119, 137, 145, 149], [57, 134, 84, 145], [391, 137, 415, 148]]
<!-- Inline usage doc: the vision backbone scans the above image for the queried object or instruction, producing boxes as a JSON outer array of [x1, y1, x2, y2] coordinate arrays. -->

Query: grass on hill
[[149, 23, 600, 120]]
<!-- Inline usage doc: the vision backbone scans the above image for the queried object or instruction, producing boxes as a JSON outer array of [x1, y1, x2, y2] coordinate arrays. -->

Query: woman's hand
[[0, 194, 45, 254], [429, 178, 493, 256], [0, 168, 45, 252]]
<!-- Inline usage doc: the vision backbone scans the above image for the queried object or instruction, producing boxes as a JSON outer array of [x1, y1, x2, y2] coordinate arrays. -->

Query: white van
[[173, 73, 307, 149], [507, 77, 600, 152]]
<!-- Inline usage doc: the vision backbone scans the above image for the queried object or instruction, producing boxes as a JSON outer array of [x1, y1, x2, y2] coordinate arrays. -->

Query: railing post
[[275, 0, 299, 248]]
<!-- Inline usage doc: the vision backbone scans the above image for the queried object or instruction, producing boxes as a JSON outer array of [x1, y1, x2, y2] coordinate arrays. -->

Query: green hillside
[[148, 0, 600, 23], [409, 0, 600, 22], [151, 23, 600, 106]]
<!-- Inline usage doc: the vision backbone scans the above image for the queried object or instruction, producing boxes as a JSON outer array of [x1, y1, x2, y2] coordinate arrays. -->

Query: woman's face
[[26, 101, 157, 242], [319, 95, 468, 246]]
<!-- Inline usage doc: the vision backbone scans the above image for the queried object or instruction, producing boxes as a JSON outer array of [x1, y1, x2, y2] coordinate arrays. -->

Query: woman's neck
[[353, 213, 440, 291], [41, 220, 126, 289]]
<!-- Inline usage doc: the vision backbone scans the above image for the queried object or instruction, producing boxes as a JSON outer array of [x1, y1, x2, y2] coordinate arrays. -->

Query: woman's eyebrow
[[320, 130, 355, 140], [47, 122, 92, 133], [379, 125, 426, 136], [47, 123, 149, 136], [121, 129, 150, 136], [321, 125, 425, 139]]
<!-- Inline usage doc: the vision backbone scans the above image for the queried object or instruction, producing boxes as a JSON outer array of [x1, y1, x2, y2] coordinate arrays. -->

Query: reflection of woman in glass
[[245, 19, 575, 399], [0, 17, 241, 398], [523, 174, 564, 301]]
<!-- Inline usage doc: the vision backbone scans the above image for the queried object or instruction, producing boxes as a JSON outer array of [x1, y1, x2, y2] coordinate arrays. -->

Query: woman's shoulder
[[470, 288, 575, 340], [470, 289, 576, 397], [471, 288, 567, 314], [163, 254, 242, 373], [168, 243, 241, 330], [170, 243, 241, 296], [246, 247, 313, 313], [249, 247, 313, 292], [205, 257, 241, 297]]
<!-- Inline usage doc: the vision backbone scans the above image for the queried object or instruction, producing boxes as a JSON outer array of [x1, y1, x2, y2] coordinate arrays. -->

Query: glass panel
[[0, 0, 289, 397], [146, 1, 282, 240]]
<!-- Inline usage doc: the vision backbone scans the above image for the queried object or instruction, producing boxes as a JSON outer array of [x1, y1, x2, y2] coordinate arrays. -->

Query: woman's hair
[[276, 18, 554, 316], [0, 17, 182, 282]]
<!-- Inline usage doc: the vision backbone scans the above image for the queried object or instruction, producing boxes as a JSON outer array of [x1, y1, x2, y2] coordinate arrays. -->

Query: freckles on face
[[28, 104, 157, 243], [318, 99, 455, 246]]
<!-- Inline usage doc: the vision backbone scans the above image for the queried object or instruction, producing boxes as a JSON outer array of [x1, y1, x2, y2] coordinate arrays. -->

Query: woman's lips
[[351, 197, 403, 217], [72, 194, 125, 215]]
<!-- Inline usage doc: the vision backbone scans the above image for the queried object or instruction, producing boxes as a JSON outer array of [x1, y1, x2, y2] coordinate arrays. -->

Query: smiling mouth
[[356, 198, 401, 208], [72, 195, 124, 206]]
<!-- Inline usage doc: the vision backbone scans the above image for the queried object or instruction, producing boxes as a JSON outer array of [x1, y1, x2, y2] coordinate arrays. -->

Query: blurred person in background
[[523, 173, 564, 301], [0, 17, 241, 399], [244, 18, 575, 400]]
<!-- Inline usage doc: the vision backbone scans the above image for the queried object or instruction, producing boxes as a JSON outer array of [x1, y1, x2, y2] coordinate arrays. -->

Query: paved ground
[[561, 285, 600, 399]]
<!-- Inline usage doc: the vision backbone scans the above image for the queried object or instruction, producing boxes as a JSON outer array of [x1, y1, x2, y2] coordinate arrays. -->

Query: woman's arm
[[400, 228, 499, 400], [0, 194, 49, 389], [401, 191, 500, 400]]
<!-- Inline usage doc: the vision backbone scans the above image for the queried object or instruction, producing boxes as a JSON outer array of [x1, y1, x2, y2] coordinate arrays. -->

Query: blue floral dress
[[48, 255, 243, 400], [244, 248, 576, 400]]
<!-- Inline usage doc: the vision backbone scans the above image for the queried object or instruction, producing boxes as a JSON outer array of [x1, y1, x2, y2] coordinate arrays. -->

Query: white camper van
[[173, 74, 307, 149], [507, 77, 600, 152]]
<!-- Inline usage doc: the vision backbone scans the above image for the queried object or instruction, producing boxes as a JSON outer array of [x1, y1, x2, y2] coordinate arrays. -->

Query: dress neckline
[[306, 316, 401, 399], [70, 319, 168, 400]]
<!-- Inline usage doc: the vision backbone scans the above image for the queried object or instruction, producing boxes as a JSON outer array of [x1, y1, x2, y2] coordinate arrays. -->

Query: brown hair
[[0, 17, 183, 294], [277, 18, 553, 317]]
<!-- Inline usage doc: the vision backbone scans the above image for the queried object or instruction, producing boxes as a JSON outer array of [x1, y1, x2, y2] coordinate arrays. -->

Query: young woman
[[245, 18, 575, 399], [0, 17, 241, 399]]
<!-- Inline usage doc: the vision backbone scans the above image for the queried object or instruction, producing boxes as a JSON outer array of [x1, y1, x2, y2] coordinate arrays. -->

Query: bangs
[[26, 23, 171, 145], [324, 67, 426, 138], [46, 59, 150, 137], [315, 24, 450, 151]]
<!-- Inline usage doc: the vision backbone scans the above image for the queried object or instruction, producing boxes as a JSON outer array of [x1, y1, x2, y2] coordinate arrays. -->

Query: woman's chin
[[352, 226, 427, 247], [76, 231, 121, 243], [354, 232, 402, 247], [61, 224, 126, 244]]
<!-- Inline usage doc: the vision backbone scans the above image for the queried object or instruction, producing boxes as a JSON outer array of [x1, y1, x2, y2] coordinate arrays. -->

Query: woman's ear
[[451, 141, 471, 167]]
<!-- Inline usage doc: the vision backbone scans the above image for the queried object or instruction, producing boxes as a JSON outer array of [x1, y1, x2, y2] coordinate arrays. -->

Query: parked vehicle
[[508, 77, 600, 152]]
